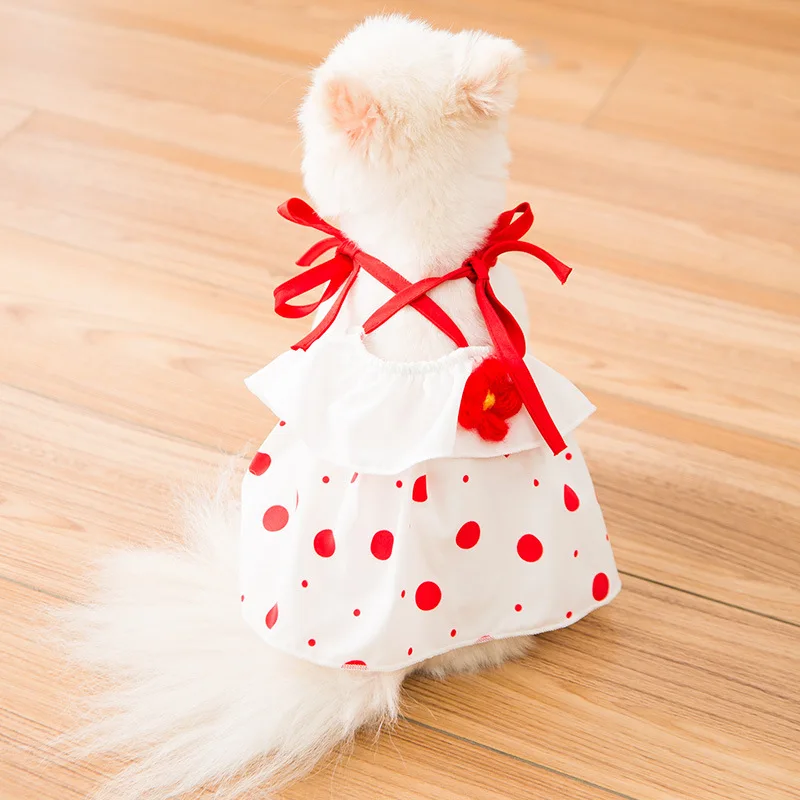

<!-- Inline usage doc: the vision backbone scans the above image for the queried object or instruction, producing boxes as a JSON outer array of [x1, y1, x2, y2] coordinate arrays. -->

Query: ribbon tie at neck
[[274, 198, 469, 350], [274, 199, 572, 455]]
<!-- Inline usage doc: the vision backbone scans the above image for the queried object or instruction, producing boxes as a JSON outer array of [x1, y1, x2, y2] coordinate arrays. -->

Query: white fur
[[299, 14, 526, 361], [57, 16, 532, 798], [56, 471, 403, 799]]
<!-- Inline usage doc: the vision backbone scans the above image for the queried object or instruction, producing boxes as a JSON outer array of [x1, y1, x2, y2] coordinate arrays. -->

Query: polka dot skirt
[[240, 426, 620, 672]]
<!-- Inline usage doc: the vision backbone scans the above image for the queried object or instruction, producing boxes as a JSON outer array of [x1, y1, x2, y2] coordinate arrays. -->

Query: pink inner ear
[[462, 57, 515, 117], [325, 77, 380, 142]]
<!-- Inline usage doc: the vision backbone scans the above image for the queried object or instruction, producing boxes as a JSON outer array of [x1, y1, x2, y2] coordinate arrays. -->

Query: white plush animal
[[60, 15, 619, 799]]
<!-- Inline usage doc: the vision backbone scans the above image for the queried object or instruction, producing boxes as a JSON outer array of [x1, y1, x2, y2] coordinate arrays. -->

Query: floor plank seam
[[6, 1, 313, 75], [0, 107, 34, 146], [0, 221, 290, 307], [582, 44, 644, 128], [0, 574, 73, 604], [0, 380, 246, 456], [590, 391, 800, 453], [405, 718, 643, 800], [618, 571, 799, 629]]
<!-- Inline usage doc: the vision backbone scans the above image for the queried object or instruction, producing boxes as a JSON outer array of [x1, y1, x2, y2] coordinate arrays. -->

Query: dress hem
[[242, 581, 621, 673]]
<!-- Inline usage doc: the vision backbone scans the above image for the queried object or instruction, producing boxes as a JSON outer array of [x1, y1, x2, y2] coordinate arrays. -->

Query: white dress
[[239, 266, 621, 672]]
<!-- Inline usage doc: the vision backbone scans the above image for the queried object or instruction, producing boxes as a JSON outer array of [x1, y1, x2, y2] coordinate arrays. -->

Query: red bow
[[274, 199, 572, 455], [274, 198, 469, 351]]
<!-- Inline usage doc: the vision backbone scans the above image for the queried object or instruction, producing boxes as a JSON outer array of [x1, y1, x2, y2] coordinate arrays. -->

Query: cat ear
[[323, 75, 383, 143], [452, 34, 526, 118]]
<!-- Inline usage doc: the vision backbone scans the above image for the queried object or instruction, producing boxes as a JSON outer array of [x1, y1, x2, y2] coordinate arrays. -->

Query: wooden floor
[[1, 1, 799, 798]]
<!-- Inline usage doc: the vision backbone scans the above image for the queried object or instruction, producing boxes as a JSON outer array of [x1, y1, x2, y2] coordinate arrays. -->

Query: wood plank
[[506, 178, 800, 317], [0, 0, 639, 126], [0, 102, 31, 141], [0, 4, 307, 171], [508, 251, 800, 447], [405, 575, 800, 800], [0, 113, 303, 296], [0, 581, 625, 800], [0, 384, 231, 600], [590, 42, 800, 171], [505, 117, 800, 258], [454, 0, 800, 53], [2, 107, 799, 318], [3, 6, 799, 265], [583, 418, 800, 622]]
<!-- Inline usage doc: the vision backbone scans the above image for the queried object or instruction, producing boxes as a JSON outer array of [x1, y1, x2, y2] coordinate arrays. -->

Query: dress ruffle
[[245, 333, 595, 475]]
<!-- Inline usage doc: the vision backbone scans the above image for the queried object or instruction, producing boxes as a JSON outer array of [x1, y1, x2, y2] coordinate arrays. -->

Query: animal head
[[298, 15, 525, 269]]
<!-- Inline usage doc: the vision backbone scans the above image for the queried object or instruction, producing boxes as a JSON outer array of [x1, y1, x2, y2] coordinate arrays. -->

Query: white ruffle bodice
[[245, 332, 595, 475]]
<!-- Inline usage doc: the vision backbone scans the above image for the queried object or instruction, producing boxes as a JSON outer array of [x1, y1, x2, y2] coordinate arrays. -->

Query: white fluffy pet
[[61, 15, 533, 799]]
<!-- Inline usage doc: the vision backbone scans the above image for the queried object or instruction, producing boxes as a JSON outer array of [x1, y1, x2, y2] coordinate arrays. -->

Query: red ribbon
[[274, 199, 572, 455], [275, 198, 468, 350]]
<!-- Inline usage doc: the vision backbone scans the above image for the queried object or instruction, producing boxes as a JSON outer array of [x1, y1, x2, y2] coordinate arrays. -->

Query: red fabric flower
[[458, 357, 523, 442]]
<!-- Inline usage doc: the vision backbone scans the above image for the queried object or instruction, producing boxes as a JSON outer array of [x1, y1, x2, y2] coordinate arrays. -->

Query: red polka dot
[[515, 603, 522, 612], [313, 529, 336, 558], [301, 580, 308, 588], [415, 581, 442, 611], [265, 603, 278, 629], [370, 530, 394, 560], [450, 629, 457, 637], [564, 484, 580, 512], [517, 534, 543, 562], [279, 420, 286, 427], [456, 521, 480, 549], [248, 452, 271, 476], [462, 475, 469, 483], [408, 647, 413, 656], [477, 634, 493, 643], [351, 472, 358, 483], [263, 505, 289, 531], [573, 550, 579, 558], [412, 475, 428, 502], [533, 479, 539, 487], [295, 490, 299, 509], [396, 480, 403, 488], [565, 452, 573, 461], [353, 608, 361, 617], [240, 594, 245, 602], [400, 590, 406, 598], [503, 454, 510, 458], [566, 611, 573, 619], [308, 638, 316, 647], [343, 660, 366, 669], [592, 572, 610, 601], [322, 475, 330, 484], [606, 534, 610, 541]]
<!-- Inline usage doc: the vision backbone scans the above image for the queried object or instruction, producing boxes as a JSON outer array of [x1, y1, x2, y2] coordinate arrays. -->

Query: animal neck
[[335, 163, 508, 282]]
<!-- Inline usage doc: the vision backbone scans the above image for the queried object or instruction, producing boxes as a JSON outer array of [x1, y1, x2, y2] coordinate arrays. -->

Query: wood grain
[[0, 102, 31, 141], [590, 41, 800, 171], [406, 577, 800, 800], [1, 0, 639, 125], [0, 582, 626, 800], [1, 0, 799, 798]]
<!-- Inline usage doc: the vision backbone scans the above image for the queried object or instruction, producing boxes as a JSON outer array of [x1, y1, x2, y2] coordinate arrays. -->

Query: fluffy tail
[[55, 469, 404, 799]]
